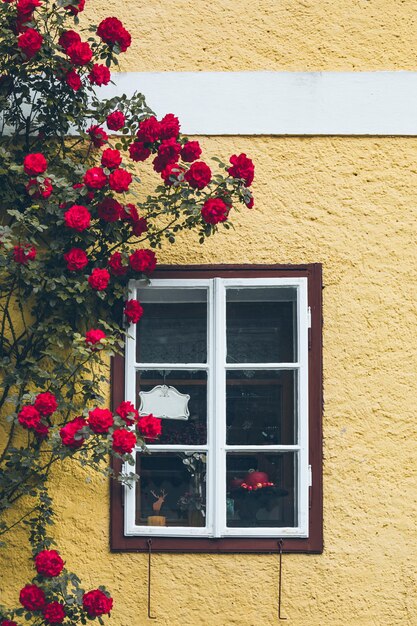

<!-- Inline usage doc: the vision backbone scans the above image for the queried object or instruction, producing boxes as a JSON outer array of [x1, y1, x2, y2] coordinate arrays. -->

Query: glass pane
[[137, 370, 207, 445], [226, 370, 297, 445], [135, 452, 207, 527], [136, 287, 207, 363], [226, 287, 297, 363], [226, 452, 297, 528]]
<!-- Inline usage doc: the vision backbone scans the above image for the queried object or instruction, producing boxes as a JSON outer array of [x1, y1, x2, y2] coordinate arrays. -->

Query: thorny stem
[[0, 276, 16, 355], [0, 506, 36, 537]]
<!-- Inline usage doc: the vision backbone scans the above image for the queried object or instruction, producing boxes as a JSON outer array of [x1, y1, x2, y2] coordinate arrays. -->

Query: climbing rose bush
[[0, 0, 254, 622]]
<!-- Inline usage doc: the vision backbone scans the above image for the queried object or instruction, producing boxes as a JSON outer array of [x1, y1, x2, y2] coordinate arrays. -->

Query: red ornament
[[244, 470, 269, 486]]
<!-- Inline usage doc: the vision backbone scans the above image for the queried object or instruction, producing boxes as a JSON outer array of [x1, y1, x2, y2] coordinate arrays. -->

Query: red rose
[[97, 17, 131, 52], [58, 30, 81, 50], [64, 248, 88, 271], [16, 7, 38, 29], [85, 329, 106, 346], [87, 125, 108, 147], [245, 196, 254, 209], [66, 41, 92, 66], [18, 28, 43, 58], [159, 113, 180, 140], [65, 69, 82, 91], [137, 414, 162, 440], [18, 405, 41, 429], [116, 401, 138, 425], [13, 244, 36, 264], [128, 141, 150, 162], [184, 161, 212, 189], [83, 167, 107, 189], [181, 141, 201, 163], [16, 0, 40, 17], [83, 589, 113, 617], [15, 17, 27, 32], [97, 197, 122, 222], [129, 249, 157, 274], [136, 116, 160, 143], [161, 163, 184, 186], [157, 138, 181, 166], [26, 177, 53, 198], [120, 204, 148, 236], [1, 621, 18, 626], [106, 111, 125, 131], [43, 602, 66, 624], [34, 392, 57, 416], [88, 268, 110, 290], [64, 205, 91, 231], [120, 203, 138, 222], [112, 428, 136, 454], [35, 549, 64, 577], [108, 251, 128, 276], [59, 416, 86, 448], [88, 64, 111, 86], [227, 153, 254, 187], [19, 584, 46, 611], [201, 197, 230, 224], [101, 148, 122, 169], [64, 0, 85, 14], [124, 299, 143, 323], [108, 168, 132, 193], [131, 217, 148, 237], [23, 152, 47, 176], [88, 407, 113, 433], [151, 155, 165, 173], [34, 422, 49, 439]]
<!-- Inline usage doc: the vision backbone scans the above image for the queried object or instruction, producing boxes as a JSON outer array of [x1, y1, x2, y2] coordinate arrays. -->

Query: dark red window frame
[[110, 263, 323, 553]]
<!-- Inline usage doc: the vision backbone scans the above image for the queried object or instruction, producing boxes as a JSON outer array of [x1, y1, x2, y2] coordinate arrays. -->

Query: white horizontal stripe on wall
[[100, 71, 417, 136]]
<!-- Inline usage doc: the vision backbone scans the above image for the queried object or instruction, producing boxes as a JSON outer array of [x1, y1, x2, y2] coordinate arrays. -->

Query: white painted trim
[[214, 277, 226, 538], [124, 277, 310, 539], [100, 71, 417, 136], [297, 278, 309, 538]]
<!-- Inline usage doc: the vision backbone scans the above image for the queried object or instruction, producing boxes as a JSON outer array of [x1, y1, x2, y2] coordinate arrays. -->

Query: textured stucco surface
[[82, 0, 417, 72], [1, 136, 417, 624]]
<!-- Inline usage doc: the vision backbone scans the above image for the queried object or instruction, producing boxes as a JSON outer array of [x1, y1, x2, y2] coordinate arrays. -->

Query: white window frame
[[123, 277, 309, 539]]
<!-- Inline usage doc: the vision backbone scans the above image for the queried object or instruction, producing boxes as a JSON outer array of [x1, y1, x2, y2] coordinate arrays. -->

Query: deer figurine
[[150, 489, 167, 514]]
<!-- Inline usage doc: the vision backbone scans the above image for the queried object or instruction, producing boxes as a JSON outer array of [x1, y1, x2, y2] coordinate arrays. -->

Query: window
[[111, 265, 322, 553]]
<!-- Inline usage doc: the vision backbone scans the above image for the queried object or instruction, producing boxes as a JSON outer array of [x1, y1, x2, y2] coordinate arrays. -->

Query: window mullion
[[205, 279, 216, 537], [135, 363, 209, 370], [213, 278, 226, 538]]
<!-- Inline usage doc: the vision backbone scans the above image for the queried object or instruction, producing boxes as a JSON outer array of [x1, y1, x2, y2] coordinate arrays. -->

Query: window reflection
[[136, 453, 206, 528], [137, 370, 207, 445], [226, 287, 297, 363], [226, 453, 297, 528], [137, 288, 208, 363], [226, 370, 297, 445]]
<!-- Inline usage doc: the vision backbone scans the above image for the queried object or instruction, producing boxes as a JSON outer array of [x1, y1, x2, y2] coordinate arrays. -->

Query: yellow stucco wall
[[82, 0, 417, 72], [2, 2, 417, 625], [2, 137, 416, 625]]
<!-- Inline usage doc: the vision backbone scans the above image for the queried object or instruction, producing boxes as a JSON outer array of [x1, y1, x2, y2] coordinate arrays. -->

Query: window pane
[[136, 287, 207, 363], [137, 370, 207, 445], [226, 287, 297, 363], [226, 452, 297, 528], [135, 452, 207, 528], [226, 370, 297, 445]]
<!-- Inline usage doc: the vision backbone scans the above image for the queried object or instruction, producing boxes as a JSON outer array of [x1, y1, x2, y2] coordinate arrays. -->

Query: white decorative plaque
[[139, 385, 190, 420]]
